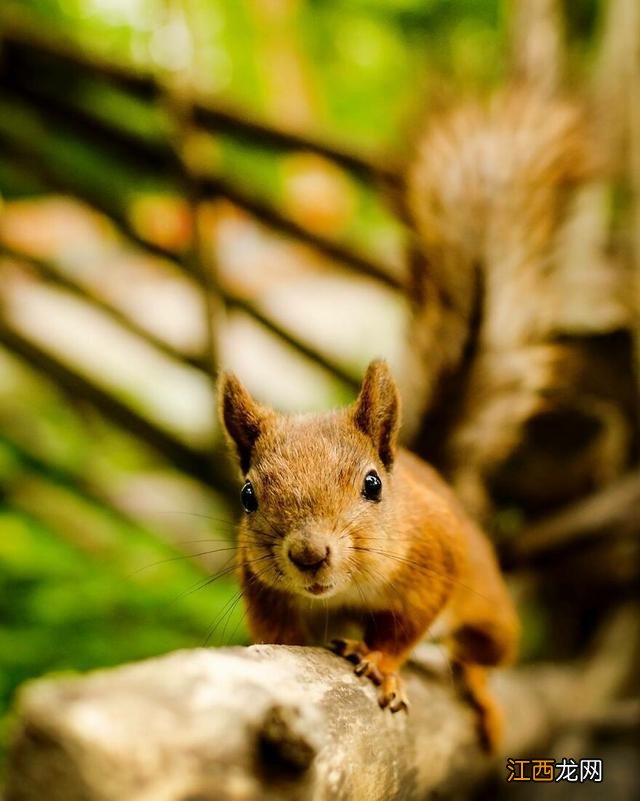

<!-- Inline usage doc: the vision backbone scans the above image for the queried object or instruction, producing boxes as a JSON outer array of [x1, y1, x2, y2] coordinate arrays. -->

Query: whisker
[[208, 562, 275, 646], [349, 546, 492, 604], [176, 538, 239, 544], [351, 567, 376, 631], [245, 527, 280, 544], [131, 530, 276, 577], [130, 546, 242, 576], [249, 512, 283, 541], [170, 553, 272, 606], [323, 597, 329, 645], [203, 588, 244, 646], [156, 510, 237, 527], [225, 601, 250, 646]]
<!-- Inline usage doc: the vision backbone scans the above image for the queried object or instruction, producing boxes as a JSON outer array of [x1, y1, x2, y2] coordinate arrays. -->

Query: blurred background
[[0, 0, 638, 793]]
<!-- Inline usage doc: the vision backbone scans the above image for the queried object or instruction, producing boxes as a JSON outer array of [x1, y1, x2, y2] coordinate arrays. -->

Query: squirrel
[[219, 359, 518, 751]]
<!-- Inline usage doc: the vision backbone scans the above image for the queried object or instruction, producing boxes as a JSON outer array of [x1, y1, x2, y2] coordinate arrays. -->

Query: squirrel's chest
[[296, 585, 386, 644], [298, 586, 452, 647], [322, 580, 394, 613], [299, 603, 452, 648]]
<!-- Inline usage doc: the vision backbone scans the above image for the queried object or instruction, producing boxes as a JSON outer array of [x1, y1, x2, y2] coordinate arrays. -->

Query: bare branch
[[0, 138, 361, 390], [0, 8, 395, 183], [0, 71, 401, 291], [0, 432, 216, 557], [195, 175, 403, 292], [223, 291, 360, 391], [507, 471, 640, 565], [0, 324, 234, 491], [0, 244, 208, 371]]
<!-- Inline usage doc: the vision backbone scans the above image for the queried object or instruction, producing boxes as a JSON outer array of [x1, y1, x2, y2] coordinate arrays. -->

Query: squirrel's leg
[[331, 610, 428, 713], [449, 621, 512, 753], [455, 662, 502, 753], [445, 533, 519, 751], [365, 610, 427, 712]]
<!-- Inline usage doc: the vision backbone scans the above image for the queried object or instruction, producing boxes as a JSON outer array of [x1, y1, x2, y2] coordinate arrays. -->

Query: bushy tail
[[399, 87, 631, 517]]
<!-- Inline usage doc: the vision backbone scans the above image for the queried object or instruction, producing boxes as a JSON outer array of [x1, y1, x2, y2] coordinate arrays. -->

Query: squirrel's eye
[[362, 470, 382, 502], [241, 480, 258, 513]]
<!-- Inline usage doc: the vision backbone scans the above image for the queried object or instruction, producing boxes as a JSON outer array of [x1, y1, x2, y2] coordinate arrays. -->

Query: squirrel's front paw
[[353, 651, 385, 685], [378, 672, 409, 713], [330, 642, 409, 713], [329, 639, 384, 684], [329, 637, 370, 665], [356, 655, 409, 713]]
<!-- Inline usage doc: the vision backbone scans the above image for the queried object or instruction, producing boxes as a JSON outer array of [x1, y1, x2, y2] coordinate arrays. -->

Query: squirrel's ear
[[218, 372, 265, 473], [353, 359, 401, 469]]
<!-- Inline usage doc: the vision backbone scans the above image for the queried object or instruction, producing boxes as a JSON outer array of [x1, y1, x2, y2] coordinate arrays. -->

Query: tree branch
[[0, 324, 234, 491], [0, 135, 361, 390], [506, 471, 640, 566], [222, 292, 360, 390], [0, 9, 396, 183], [195, 174, 403, 291], [0, 74, 401, 291], [0, 432, 178, 536], [4, 637, 633, 801], [0, 244, 208, 371]]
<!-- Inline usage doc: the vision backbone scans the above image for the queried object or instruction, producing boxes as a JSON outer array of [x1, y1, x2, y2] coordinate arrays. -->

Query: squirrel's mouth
[[305, 582, 334, 596]]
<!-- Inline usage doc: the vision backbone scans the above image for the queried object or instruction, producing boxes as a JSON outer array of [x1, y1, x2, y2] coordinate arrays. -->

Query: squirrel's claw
[[379, 674, 409, 713], [328, 638, 369, 665], [354, 657, 384, 685], [330, 641, 410, 712], [329, 639, 387, 685], [329, 638, 385, 682]]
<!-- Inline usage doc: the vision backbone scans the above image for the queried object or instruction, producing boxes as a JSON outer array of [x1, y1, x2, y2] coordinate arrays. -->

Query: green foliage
[[0, 501, 246, 762], [0, 355, 245, 771]]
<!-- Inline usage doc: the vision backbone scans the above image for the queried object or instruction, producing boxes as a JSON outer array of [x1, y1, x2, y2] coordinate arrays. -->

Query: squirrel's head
[[218, 360, 401, 600]]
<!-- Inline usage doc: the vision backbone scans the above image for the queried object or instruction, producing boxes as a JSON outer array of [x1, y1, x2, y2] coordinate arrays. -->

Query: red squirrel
[[219, 359, 518, 751]]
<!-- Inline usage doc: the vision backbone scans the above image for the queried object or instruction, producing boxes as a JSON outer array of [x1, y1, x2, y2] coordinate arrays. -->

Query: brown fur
[[400, 88, 617, 517], [219, 360, 519, 750]]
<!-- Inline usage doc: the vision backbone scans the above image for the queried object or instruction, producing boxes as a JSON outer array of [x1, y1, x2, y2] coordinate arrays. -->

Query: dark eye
[[241, 480, 258, 513], [362, 470, 382, 502]]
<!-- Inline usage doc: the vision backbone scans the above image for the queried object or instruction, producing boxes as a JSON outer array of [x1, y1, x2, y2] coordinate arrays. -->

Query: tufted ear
[[218, 372, 266, 473], [352, 359, 401, 469]]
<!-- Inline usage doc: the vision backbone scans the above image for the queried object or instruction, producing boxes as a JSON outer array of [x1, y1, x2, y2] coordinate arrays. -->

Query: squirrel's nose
[[287, 542, 330, 572]]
